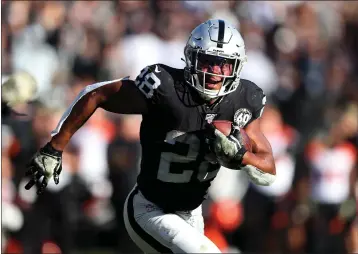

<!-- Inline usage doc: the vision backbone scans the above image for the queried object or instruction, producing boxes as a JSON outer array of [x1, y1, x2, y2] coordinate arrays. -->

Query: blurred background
[[1, 1, 358, 253]]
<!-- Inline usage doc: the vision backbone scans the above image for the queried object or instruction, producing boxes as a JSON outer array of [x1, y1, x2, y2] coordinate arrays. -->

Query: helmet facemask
[[184, 47, 246, 100]]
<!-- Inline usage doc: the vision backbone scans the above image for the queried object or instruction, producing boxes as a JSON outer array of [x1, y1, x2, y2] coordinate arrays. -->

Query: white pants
[[123, 186, 221, 253]]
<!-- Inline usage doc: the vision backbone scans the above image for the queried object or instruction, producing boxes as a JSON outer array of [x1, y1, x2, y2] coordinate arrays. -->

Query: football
[[212, 120, 253, 152], [238, 128, 253, 152], [211, 120, 232, 136]]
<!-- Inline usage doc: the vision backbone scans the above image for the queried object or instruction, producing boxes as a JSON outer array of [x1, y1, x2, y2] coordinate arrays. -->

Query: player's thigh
[[123, 189, 162, 253], [123, 187, 221, 253]]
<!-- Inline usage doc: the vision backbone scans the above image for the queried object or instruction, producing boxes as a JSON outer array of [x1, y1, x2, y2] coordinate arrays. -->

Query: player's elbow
[[243, 165, 276, 186]]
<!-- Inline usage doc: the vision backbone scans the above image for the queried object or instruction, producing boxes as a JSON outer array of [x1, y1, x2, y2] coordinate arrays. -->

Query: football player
[[1, 71, 37, 117], [24, 19, 276, 253]]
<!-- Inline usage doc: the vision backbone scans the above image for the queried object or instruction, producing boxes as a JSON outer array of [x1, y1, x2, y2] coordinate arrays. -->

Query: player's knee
[[147, 214, 221, 253]]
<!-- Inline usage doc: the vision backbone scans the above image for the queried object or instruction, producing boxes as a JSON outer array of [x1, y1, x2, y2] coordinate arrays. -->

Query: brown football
[[239, 128, 253, 152], [211, 120, 232, 136], [212, 120, 253, 152]]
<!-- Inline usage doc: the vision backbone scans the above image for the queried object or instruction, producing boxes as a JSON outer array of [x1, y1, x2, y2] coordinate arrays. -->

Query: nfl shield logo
[[205, 114, 217, 124]]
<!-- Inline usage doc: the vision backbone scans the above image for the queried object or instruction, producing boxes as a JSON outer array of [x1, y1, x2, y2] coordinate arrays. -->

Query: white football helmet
[[184, 19, 247, 100]]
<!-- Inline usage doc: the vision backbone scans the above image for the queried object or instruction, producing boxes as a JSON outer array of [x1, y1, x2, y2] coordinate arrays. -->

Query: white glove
[[24, 143, 63, 195], [210, 125, 247, 169]]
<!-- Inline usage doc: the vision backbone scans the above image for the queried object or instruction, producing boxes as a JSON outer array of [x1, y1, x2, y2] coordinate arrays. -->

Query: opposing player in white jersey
[[24, 19, 276, 253]]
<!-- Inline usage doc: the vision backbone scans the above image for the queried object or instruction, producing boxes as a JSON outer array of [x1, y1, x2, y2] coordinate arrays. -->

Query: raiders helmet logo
[[234, 108, 252, 128]]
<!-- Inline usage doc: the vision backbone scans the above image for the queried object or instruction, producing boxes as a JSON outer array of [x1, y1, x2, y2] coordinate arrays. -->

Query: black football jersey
[[134, 64, 266, 211]]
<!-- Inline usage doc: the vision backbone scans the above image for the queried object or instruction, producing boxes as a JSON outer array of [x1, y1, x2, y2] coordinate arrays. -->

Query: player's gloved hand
[[24, 142, 63, 195], [209, 124, 247, 169]]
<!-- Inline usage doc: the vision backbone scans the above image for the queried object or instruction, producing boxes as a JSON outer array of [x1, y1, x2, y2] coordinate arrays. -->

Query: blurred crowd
[[1, 1, 358, 254]]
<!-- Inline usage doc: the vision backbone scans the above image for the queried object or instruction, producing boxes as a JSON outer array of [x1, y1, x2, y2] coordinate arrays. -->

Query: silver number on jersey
[[157, 131, 220, 183], [135, 66, 161, 99]]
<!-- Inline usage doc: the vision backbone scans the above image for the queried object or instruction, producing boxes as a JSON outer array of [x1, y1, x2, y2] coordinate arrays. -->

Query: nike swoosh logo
[[155, 65, 161, 73], [165, 130, 186, 141]]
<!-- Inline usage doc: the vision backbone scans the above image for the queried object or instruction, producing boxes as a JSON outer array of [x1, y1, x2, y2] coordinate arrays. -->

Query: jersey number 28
[[157, 132, 220, 184], [135, 66, 161, 99]]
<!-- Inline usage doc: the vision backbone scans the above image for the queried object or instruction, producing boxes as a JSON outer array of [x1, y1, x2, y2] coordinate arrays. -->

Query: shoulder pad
[[134, 64, 176, 100], [241, 79, 266, 115], [232, 79, 266, 126]]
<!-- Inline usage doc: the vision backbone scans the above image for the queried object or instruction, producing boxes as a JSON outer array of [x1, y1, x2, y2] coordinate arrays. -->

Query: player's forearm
[[242, 151, 276, 175], [49, 80, 126, 151], [50, 90, 102, 151]]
